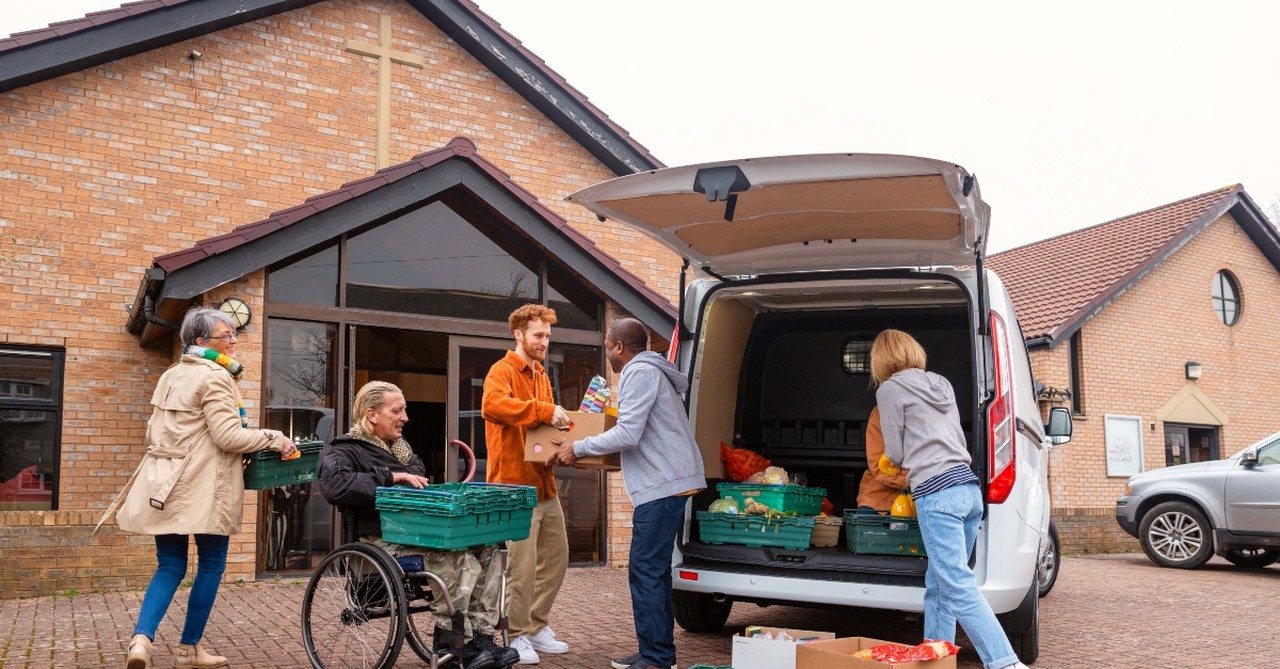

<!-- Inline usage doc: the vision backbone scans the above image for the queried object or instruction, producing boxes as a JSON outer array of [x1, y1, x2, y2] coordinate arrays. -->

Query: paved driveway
[[1, 554, 1275, 668]]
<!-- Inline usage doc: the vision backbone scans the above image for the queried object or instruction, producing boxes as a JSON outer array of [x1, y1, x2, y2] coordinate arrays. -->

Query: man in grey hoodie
[[548, 317, 705, 669]]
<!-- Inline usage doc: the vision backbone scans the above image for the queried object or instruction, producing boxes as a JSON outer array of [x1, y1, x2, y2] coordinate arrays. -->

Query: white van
[[569, 154, 1072, 664]]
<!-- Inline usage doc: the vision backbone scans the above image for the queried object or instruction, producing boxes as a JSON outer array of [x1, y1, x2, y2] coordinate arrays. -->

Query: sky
[[6, 1, 1280, 252]]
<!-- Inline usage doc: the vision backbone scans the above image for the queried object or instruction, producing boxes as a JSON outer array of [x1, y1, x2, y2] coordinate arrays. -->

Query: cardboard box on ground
[[524, 411, 620, 470], [731, 626, 835, 669], [796, 637, 958, 669]]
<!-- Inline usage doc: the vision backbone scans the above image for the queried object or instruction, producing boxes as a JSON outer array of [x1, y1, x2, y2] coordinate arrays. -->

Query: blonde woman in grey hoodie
[[872, 329, 1028, 669]]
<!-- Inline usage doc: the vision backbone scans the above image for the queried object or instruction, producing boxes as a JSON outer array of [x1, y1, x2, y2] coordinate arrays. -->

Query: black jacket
[[318, 435, 426, 540]]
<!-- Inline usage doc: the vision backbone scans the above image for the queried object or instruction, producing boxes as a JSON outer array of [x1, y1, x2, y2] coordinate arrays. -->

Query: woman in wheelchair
[[319, 381, 519, 669]]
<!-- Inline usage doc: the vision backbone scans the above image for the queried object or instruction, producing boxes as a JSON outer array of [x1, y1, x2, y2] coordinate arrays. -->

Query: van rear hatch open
[[567, 153, 990, 275]]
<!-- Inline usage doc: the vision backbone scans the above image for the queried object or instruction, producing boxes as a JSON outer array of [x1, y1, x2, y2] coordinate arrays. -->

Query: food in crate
[[706, 498, 739, 514]]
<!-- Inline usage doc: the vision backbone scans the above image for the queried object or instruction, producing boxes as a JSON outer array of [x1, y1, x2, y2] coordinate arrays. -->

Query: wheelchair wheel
[[301, 543, 407, 669], [403, 571, 442, 663]]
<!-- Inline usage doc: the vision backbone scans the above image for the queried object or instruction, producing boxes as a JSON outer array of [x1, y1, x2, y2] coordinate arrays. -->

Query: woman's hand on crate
[[272, 436, 299, 459], [391, 472, 430, 489]]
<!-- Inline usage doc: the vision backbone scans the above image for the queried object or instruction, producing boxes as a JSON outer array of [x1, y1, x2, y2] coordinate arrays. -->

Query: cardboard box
[[731, 626, 835, 669], [796, 637, 957, 669], [524, 411, 620, 470]]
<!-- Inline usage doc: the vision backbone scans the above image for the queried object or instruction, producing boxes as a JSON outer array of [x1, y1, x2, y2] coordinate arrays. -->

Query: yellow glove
[[877, 453, 901, 476], [890, 490, 917, 518]]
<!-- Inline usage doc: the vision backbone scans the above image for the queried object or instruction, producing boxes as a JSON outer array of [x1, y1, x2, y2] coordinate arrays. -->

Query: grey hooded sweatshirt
[[876, 367, 971, 493], [574, 351, 707, 507]]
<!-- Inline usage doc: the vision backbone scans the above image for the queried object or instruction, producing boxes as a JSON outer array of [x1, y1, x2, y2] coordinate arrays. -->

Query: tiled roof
[[986, 187, 1241, 344], [153, 136, 675, 314], [0, 0, 194, 52], [0, 0, 661, 173]]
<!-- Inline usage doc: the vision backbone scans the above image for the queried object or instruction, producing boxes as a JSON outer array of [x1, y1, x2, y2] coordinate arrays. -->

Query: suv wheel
[[1138, 501, 1213, 569], [1222, 548, 1280, 568], [672, 590, 732, 632], [1037, 521, 1061, 597]]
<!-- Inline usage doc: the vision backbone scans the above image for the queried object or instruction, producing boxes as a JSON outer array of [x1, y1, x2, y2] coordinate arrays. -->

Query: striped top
[[912, 464, 980, 498]]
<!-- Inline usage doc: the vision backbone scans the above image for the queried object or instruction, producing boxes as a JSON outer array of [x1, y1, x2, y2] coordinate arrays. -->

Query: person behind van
[[855, 406, 909, 514], [547, 317, 706, 669], [481, 304, 573, 664], [870, 329, 1028, 669], [319, 381, 518, 669]]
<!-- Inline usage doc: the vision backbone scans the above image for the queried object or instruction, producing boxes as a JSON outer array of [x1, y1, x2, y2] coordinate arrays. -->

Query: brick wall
[[1032, 213, 1280, 549], [1, 0, 683, 596]]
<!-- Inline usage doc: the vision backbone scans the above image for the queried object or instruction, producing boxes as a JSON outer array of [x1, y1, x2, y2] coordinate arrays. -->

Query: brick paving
[[1, 553, 1276, 668]]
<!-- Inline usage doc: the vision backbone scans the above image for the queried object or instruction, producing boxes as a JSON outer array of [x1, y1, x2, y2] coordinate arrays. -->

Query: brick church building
[[988, 185, 1280, 552], [0, 0, 683, 597]]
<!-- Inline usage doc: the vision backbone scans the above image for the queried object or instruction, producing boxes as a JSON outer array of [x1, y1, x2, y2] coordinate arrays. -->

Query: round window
[[1211, 270, 1241, 326]]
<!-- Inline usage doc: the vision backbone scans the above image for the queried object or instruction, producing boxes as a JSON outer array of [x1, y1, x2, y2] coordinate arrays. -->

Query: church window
[[1211, 270, 1240, 326], [0, 347, 63, 511]]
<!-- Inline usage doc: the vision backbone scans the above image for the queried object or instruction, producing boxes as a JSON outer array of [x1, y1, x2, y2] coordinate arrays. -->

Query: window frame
[[0, 346, 65, 511], [1211, 269, 1241, 326]]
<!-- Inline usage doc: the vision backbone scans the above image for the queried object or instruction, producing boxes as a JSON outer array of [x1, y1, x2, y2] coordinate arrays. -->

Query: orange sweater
[[856, 406, 910, 512], [482, 350, 559, 501]]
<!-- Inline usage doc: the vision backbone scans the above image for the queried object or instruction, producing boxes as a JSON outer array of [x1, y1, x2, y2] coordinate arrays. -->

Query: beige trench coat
[[116, 354, 284, 536]]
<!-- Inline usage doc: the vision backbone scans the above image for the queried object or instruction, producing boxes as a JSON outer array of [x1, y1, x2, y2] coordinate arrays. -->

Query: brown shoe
[[126, 634, 151, 669], [173, 643, 228, 669]]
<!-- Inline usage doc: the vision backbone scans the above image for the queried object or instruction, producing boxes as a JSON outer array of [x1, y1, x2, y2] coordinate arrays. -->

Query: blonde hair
[[870, 329, 928, 386], [352, 381, 404, 433]]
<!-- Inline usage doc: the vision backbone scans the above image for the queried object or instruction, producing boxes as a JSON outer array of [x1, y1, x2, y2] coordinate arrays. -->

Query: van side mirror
[[1241, 449, 1259, 468], [1046, 407, 1072, 445]]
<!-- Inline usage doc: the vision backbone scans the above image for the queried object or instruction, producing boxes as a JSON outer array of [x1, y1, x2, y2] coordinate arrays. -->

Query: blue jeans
[[914, 483, 1019, 669], [630, 496, 687, 668], [133, 534, 229, 645]]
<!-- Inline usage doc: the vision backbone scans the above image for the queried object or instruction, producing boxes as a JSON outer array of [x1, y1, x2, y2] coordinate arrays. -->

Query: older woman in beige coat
[[116, 307, 296, 669]]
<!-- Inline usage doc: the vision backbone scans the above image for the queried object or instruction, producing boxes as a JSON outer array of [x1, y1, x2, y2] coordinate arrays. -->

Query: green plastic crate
[[243, 440, 325, 490], [716, 483, 826, 515], [843, 511, 927, 557], [696, 511, 814, 550], [375, 483, 537, 550]]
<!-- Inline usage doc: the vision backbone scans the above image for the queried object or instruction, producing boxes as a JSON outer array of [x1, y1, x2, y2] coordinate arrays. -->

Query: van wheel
[[998, 581, 1039, 664], [1138, 501, 1213, 569], [672, 590, 732, 633], [1036, 521, 1060, 597]]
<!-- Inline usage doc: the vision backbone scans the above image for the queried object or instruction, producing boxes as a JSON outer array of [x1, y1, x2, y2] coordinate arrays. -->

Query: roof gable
[[0, 0, 660, 175], [987, 186, 1280, 348], [126, 136, 675, 343]]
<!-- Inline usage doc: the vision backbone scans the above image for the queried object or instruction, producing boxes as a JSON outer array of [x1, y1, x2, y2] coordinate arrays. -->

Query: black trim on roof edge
[[146, 156, 674, 339], [409, 0, 660, 176], [0, 0, 321, 94]]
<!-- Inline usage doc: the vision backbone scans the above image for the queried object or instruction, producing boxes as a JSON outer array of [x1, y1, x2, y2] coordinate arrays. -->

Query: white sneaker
[[511, 635, 540, 665], [528, 626, 569, 654]]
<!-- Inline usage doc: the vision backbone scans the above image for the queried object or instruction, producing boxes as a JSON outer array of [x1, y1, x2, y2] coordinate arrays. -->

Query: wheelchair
[[301, 440, 508, 669]]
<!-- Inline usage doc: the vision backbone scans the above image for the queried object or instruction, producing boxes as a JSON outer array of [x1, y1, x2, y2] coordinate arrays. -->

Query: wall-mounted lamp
[[188, 49, 203, 60], [219, 297, 252, 330], [1185, 361, 1202, 381]]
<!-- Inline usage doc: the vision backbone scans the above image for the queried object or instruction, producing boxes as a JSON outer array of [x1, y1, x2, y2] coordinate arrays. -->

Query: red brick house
[[0, 0, 682, 597], [986, 186, 1280, 552]]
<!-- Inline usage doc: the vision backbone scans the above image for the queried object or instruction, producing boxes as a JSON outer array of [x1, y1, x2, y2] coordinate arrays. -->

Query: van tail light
[[987, 311, 1015, 504]]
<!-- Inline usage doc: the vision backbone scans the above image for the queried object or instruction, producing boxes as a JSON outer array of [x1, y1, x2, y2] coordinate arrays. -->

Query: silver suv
[[1115, 430, 1280, 569]]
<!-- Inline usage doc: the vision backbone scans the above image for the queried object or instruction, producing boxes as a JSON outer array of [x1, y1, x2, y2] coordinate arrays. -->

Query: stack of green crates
[[243, 439, 325, 490], [375, 482, 537, 550], [716, 482, 826, 515], [696, 511, 815, 550], [843, 511, 927, 557]]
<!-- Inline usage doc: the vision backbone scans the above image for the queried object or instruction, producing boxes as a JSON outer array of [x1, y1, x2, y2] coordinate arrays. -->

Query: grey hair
[[180, 307, 235, 348], [352, 381, 404, 433]]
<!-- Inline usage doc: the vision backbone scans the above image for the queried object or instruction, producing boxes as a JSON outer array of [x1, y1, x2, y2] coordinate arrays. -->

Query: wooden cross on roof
[[346, 14, 424, 169]]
